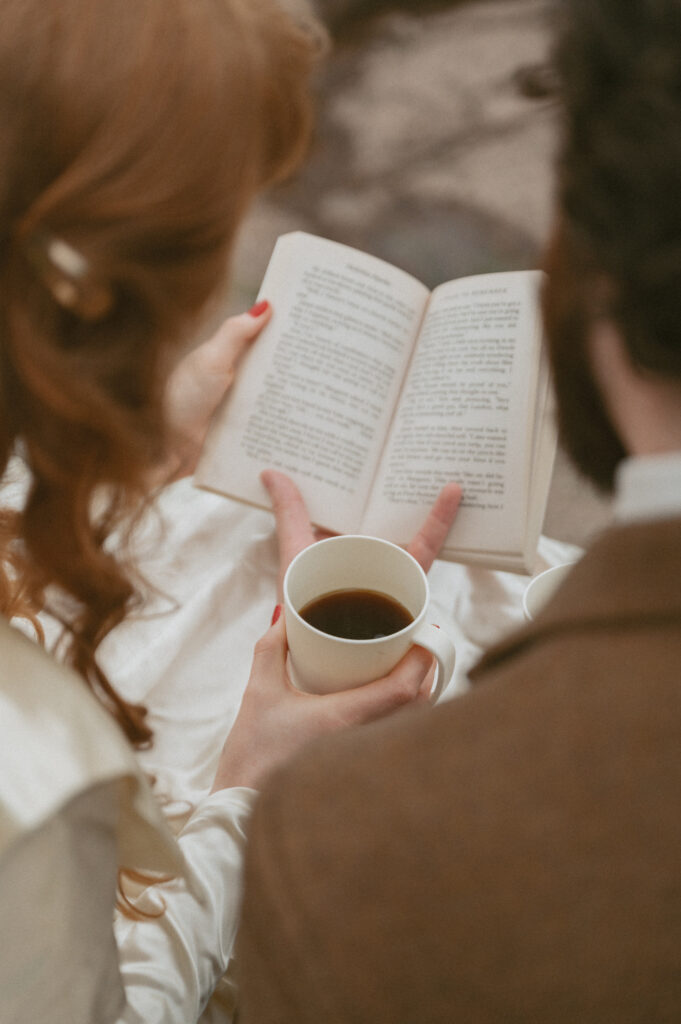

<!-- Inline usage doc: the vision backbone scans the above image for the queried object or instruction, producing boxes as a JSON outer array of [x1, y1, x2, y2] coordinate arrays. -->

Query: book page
[[362, 271, 545, 559], [195, 233, 430, 534], [518, 349, 556, 570]]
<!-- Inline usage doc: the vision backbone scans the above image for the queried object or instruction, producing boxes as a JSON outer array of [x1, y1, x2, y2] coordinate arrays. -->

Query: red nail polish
[[271, 604, 282, 625], [248, 299, 270, 318]]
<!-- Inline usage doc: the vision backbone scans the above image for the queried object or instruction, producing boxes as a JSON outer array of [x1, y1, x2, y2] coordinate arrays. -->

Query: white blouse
[[614, 450, 681, 523]]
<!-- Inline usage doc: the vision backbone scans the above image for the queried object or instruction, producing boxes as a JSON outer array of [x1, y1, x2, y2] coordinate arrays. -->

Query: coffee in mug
[[299, 588, 414, 640], [283, 535, 456, 702]]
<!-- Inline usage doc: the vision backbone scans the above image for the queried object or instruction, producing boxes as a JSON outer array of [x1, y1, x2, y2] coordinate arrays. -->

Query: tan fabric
[[237, 518, 681, 1023], [0, 616, 181, 875], [0, 782, 127, 1024]]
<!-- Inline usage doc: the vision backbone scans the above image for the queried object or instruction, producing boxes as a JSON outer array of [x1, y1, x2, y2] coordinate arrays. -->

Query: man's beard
[[541, 227, 627, 493]]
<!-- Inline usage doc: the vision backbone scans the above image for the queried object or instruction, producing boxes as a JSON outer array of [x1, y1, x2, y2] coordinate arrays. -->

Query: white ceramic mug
[[283, 535, 456, 703], [522, 562, 576, 621]]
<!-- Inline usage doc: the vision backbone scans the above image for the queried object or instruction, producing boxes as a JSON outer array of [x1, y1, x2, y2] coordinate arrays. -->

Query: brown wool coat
[[237, 518, 681, 1023]]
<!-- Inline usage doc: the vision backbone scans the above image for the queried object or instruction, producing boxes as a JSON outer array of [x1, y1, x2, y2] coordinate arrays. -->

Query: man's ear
[[587, 314, 644, 453], [588, 315, 631, 392], [588, 316, 681, 454]]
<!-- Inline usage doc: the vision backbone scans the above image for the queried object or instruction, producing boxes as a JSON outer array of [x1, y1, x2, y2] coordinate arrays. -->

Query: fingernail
[[248, 299, 270, 318], [271, 604, 282, 625]]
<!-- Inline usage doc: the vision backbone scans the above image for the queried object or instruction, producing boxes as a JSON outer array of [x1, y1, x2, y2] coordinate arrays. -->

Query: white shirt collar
[[614, 451, 681, 524]]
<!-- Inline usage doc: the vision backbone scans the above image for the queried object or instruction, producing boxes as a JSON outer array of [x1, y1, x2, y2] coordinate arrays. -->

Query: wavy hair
[[0, 0, 319, 744]]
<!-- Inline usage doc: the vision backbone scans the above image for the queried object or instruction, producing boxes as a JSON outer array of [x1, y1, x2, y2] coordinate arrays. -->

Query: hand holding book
[[196, 232, 557, 573], [160, 301, 272, 481], [261, 468, 463, 599]]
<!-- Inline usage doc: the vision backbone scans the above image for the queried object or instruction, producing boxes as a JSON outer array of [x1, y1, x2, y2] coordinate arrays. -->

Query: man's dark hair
[[555, 0, 681, 378]]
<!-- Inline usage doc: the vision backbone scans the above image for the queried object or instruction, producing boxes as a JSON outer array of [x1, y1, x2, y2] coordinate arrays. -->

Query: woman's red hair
[[0, 0, 319, 744]]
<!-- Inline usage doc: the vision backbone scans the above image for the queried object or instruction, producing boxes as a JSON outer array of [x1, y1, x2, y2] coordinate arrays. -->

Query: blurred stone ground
[[222, 0, 612, 548]]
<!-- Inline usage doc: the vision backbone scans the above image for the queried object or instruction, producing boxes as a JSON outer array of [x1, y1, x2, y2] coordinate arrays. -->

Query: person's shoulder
[[0, 616, 139, 791], [0, 618, 180, 874]]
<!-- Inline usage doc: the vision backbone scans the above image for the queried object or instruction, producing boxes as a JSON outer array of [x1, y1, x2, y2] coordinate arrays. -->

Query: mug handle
[[411, 622, 456, 704]]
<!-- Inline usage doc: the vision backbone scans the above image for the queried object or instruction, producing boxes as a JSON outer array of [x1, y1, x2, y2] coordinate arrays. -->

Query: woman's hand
[[211, 614, 436, 792], [261, 468, 463, 598], [161, 300, 272, 480], [259, 469, 462, 704], [211, 474, 461, 792]]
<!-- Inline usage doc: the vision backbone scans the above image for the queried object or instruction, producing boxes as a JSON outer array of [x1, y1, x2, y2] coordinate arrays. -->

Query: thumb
[[249, 613, 290, 692], [167, 301, 273, 447], [324, 645, 434, 726], [198, 300, 273, 381]]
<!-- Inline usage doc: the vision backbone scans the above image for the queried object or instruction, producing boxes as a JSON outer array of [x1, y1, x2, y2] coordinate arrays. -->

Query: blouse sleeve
[[0, 781, 127, 1024], [114, 786, 257, 1024]]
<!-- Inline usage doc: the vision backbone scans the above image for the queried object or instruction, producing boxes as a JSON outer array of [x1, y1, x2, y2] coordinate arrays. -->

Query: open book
[[195, 232, 557, 573]]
